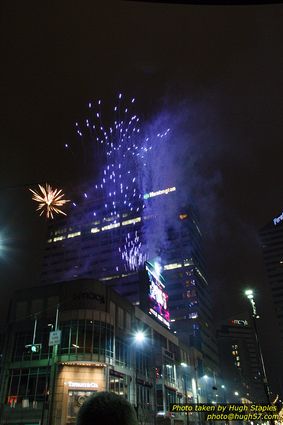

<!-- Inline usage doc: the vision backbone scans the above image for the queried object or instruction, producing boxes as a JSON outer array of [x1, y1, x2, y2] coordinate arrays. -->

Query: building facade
[[0, 279, 204, 425], [259, 212, 283, 351], [40, 187, 218, 376], [217, 317, 265, 403]]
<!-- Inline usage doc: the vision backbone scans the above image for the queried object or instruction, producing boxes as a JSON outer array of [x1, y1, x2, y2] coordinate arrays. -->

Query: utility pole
[[47, 304, 60, 425]]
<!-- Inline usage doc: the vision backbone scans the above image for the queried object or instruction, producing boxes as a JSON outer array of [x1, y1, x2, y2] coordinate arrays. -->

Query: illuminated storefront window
[[67, 390, 94, 419], [109, 373, 128, 398]]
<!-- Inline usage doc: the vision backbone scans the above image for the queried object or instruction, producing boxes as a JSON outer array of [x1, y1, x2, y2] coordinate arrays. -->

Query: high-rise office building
[[41, 186, 218, 374], [259, 211, 283, 367], [217, 318, 265, 402], [260, 213, 283, 343]]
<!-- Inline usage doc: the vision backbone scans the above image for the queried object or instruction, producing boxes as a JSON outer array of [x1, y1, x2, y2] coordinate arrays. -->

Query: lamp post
[[47, 304, 60, 425], [180, 363, 189, 425], [244, 289, 271, 404], [203, 375, 209, 403], [221, 385, 226, 403], [134, 330, 157, 425]]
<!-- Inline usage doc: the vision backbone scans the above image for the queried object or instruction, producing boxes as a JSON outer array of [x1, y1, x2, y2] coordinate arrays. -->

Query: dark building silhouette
[[260, 213, 283, 349], [217, 317, 266, 402]]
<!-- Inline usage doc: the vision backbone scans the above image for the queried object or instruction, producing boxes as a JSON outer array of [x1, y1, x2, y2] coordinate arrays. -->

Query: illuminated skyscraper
[[41, 186, 218, 374]]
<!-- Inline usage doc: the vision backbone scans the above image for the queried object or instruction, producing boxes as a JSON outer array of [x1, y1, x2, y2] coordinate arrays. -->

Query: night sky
[[1, 1, 283, 394]]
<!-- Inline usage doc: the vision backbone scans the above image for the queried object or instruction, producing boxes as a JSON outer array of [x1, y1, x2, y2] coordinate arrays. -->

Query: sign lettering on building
[[230, 319, 248, 326], [65, 381, 99, 388], [73, 292, 105, 303], [273, 212, 283, 226]]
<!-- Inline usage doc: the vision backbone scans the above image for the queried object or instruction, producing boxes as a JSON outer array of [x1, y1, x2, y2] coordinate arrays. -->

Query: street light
[[133, 330, 156, 425], [134, 330, 146, 344], [244, 289, 271, 404], [200, 375, 210, 403], [180, 363, 189, 425]]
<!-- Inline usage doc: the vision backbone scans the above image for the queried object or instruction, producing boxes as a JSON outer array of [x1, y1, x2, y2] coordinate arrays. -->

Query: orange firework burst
[[29, 183, 69, 219]]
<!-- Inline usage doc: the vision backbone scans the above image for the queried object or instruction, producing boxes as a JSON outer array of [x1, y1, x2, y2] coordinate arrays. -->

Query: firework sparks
[[29, 184, 69, 219], [67, 94, 170, 271], [121, 231, 148, 271]]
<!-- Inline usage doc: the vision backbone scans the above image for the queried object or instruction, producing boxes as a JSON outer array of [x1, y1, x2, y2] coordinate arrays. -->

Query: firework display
[[67, 94, 170, 271], [29, 184, 69, 219]]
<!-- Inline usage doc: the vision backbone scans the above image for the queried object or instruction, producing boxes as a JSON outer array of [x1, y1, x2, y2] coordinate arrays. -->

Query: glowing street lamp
[[134, 330, 146, 344], [245, 289, 253, 298], [179, 363, 189, 425], [133, 329, 157, 425]]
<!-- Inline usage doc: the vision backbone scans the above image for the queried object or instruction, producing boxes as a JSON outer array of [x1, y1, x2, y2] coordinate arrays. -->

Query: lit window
[[101, 223, 121, 231], [53, 236, 65, 242], [179, 213, 188, 220], [121, 217, 141, 226], [164, 263, 182, 271], [91, 227, 100, 233], [67, 232, 81, 238], [99, 275, 120, 281]]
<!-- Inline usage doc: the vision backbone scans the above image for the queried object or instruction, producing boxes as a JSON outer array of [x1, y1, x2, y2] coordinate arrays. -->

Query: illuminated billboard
[[142, 262, 170, 329]]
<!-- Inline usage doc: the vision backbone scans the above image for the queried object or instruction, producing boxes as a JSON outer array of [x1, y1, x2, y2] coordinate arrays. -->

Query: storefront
[[0, 279, 199, 425], [54, 362, 107, 425]]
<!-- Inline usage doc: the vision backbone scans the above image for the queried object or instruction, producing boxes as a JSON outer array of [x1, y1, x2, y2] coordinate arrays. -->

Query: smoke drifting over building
[[42, 96, 219, 372]]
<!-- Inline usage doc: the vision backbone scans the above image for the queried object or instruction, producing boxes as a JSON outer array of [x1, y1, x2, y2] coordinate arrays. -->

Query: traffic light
[[25, 344, 42, 353], [31, 344, 41, 353]]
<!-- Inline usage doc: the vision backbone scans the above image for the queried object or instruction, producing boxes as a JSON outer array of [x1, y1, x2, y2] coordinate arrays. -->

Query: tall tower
[[217, 318, 265, 402], [259, 211, 283, 373]]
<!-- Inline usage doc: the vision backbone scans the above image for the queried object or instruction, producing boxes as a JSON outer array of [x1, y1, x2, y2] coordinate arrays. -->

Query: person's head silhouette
[[76, 391, 138, 425]]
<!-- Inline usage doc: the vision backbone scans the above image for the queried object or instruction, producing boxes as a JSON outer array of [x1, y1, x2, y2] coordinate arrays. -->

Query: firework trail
[[66, 94, 170, 271]]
